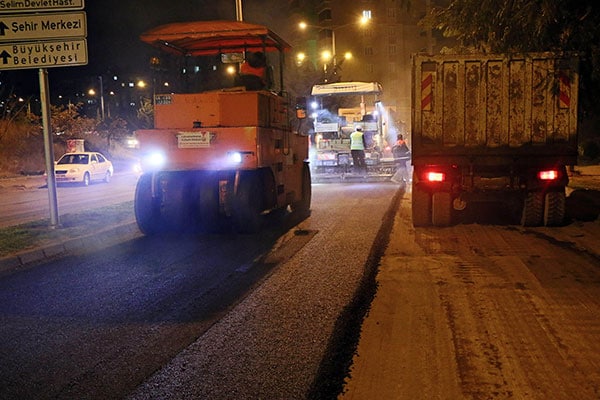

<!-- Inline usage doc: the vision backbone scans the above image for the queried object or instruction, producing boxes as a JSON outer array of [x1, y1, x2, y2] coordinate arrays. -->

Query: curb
[[0, 222, 141, 273]]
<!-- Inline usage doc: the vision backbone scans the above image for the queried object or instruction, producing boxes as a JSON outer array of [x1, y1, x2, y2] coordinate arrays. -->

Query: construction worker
[[350, 126, 367, 173], [237, 51, 269, 90], [392, 134, 409, 158]]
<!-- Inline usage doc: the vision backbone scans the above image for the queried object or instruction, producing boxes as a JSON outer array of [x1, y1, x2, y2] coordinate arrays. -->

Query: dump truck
[[133, 21, 311, 234], [309, 81, 398, 181], [411, 52, 579, 227]]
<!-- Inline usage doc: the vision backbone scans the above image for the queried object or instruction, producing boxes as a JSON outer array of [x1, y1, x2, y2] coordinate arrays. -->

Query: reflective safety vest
[[240, 62, 266, 81], [350, 131, 365, 150]]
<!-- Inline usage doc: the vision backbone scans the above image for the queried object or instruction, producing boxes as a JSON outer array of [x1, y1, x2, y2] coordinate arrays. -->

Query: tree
[[50, 103, 97, 139], [430, 1, 600, 55], [428, 0, 600, 148]]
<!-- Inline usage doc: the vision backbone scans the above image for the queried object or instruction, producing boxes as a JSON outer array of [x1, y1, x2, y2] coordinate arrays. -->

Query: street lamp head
[[298, 21, 308, 30]]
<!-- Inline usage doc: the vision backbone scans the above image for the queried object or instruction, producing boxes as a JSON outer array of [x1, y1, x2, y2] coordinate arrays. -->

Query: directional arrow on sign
[[0, 50, 10, 64]]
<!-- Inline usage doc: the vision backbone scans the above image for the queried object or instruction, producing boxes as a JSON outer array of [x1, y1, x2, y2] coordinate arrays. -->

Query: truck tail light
[[426, 171, 446, 182], [538, 170, 559, 180]]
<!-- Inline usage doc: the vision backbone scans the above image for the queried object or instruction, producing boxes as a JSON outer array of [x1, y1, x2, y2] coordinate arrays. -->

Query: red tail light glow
[[426, 171, 445, 182], [538, 170, 559, 180]]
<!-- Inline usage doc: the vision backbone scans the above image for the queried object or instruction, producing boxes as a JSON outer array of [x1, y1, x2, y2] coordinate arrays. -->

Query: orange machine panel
[[154, 92, 220, 129], [153, 91, 288, 129]]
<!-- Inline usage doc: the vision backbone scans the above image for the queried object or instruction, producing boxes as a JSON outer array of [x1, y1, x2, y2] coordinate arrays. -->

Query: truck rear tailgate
[[411, 53, 579, 166]]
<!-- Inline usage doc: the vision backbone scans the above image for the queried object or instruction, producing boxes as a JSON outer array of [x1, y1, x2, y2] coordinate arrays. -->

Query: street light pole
[[331, 29, 336, 68], [98, 75, 105, 120]]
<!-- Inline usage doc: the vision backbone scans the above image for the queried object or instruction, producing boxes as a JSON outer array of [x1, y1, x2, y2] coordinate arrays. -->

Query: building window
[[362, 10, 372, 20], [389, 62, 397, 74], [388, 26, 397, 44], [364, 47, 374, 56], [387, 7, 397, 21], [366, 63, 374, 74], [389, 44, 397, 56]]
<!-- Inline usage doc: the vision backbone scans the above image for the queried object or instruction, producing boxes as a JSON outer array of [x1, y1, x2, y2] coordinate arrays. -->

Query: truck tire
[[412, 186, 432, 227], [521, 191, 544, 227], [232, 173, 263, 234], [432, 191, 452, 226], [135, 173, 162, 235], [291, 162, 311, 216], [544, 191, 566, 226]]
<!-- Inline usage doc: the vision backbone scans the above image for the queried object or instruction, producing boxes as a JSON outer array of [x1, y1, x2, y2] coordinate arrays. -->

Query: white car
[[53, 152, 114, 186]]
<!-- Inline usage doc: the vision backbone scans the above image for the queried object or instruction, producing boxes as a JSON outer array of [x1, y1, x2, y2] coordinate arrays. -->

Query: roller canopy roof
[[140, 20, 291, 57]]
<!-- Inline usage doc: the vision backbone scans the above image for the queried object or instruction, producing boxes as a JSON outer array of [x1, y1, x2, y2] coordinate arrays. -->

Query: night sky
[[1, 0, 292, 96]]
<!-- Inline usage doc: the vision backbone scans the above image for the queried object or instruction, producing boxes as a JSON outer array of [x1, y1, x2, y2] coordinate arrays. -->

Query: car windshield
[[57, 154, 89, 165]]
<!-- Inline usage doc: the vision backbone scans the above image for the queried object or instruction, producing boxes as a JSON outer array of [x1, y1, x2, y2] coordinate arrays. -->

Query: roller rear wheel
[[291, 162, 311, 216], [134, 173, 162, 235], [232, 173, 263, 234]]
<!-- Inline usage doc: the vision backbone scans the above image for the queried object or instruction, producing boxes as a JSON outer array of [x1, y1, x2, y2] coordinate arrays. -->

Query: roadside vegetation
[[0, 202, 134, 258], [423, 0, 600, 161], [0, 96, 137, 178]]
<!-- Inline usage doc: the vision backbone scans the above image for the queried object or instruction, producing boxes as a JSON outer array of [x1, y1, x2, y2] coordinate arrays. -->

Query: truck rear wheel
[[412, 186, 432, 227], [432, 191, 452, 226], [544, 191, 566, 226], [135, 173, 162, 235], [521, 191, 544, 227]]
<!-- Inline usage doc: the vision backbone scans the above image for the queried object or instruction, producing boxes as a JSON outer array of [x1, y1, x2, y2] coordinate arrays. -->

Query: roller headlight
[[227, 151, 243, 164], [142, 151, 166, 171]]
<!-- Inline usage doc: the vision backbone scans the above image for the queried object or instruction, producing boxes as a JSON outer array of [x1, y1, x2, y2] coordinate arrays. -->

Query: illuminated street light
[[296, 52, 306, 65], [298, 13, 370, 77]]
